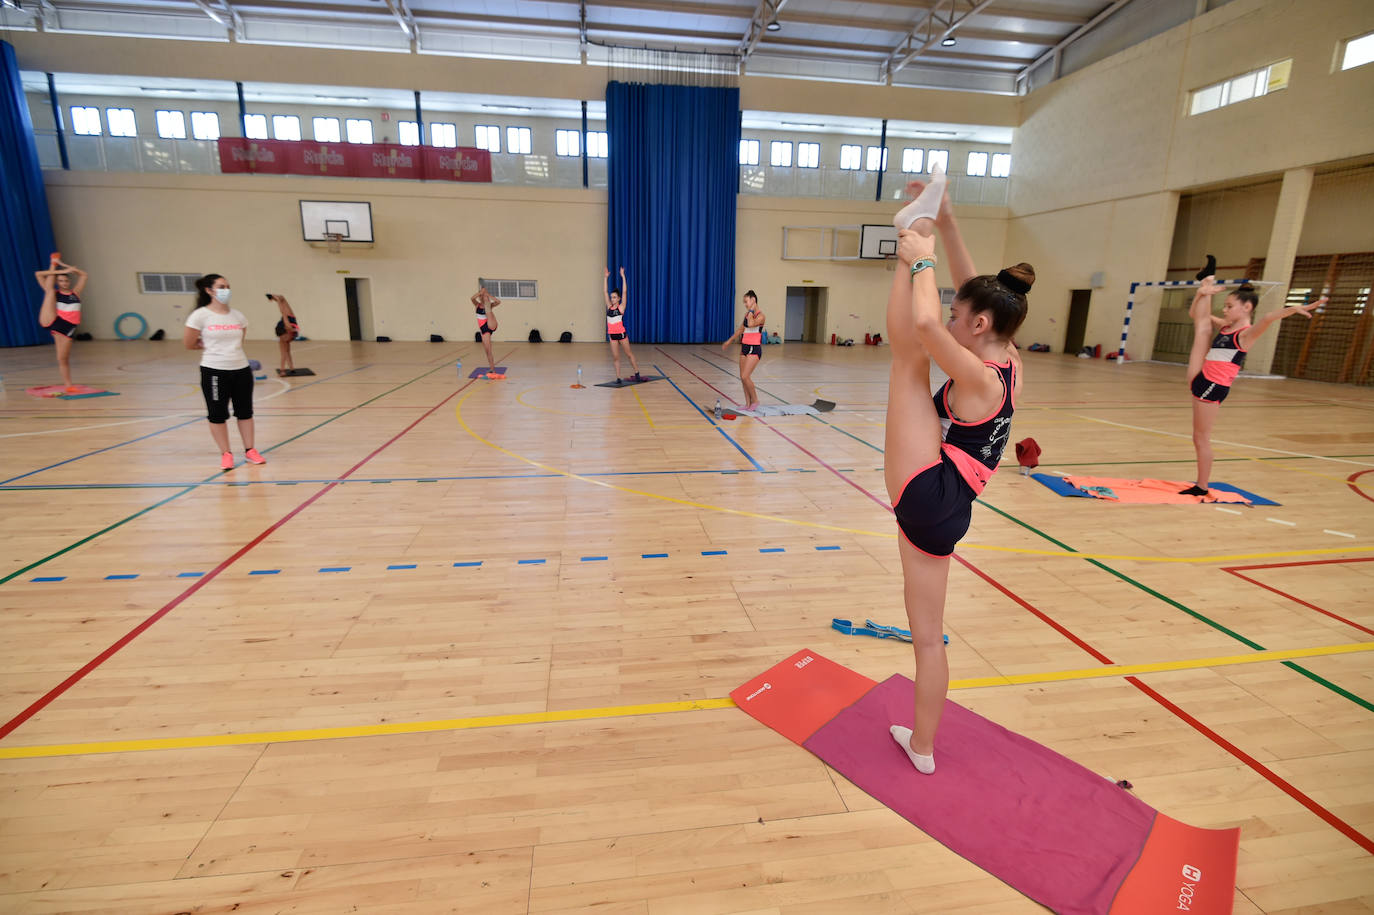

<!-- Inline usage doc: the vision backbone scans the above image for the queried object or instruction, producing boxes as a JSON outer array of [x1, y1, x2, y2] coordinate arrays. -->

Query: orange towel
[[1063, 476, 1251, 504]]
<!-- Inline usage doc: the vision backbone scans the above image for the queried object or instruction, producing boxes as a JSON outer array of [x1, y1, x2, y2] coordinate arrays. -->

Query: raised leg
[[883, 264, 942, 503]]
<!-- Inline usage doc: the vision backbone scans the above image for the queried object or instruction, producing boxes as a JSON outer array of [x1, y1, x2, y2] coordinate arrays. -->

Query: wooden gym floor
[[0, 339, 1371, 913]]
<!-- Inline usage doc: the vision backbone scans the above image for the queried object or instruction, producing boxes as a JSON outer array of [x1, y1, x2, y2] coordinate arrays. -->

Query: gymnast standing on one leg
[[185, 274, 264, 471], [269, 293, 300, 376], [884, 170, 1031, 775], [1179, 276, 1323, 495], [471, 281, 502, 376], [33, 254, 88, 391], [720, 290, 766, 410], [604, 266, 644, 383]]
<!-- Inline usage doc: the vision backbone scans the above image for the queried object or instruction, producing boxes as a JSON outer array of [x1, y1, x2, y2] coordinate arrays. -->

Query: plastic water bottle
[[714, 399, 722, 418], [577, 364, 582, 386], [456, 358, 462, 380]]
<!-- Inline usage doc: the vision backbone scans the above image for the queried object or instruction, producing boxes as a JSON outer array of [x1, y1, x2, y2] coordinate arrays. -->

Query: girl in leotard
[[604, 266, 644, 383], [33, 254, 88, 391], [1180, 277, 1323, 495], [270, 293, 300, 376], [471, 281, 502, 375], [185, 274, 264, 471], [885, 175, 1030, 775], [720, 290, 765, 410]]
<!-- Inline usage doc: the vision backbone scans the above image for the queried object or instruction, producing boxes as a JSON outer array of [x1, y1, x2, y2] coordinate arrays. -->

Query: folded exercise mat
[[1032, 473, 1278, 506], [468, 366, 508, 378], [278, 367, 315, 376], [725, 403, 821, 417], [594, 375, 664, 388], [26, 384, 118, 399], [732, 650, 1239, 915]]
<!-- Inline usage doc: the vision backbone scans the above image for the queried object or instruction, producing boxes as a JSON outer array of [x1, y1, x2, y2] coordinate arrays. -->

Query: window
[[506, 126, 532, 154], [769, 141, 792, 167], [739, 138, 760, 165], [926, 149, 948, 173], [1189, 59, 1290, 115], [397, 120, 420, 146], [966, 151, 988, 176], [797, 142, 820, 168], [107, 108, 136, 138], [586, 130, 608, 158], [345, 118, 373, 144], [865, 146, 888, 171], [138, 272, 204, 294], [474, 124, 501, 152], [313, 117, 341, 143], [1342, 31, 1374, 70], [555, 129, 581, 157], [155, 110, 187, 140], [272, 115, 301, 141], [70, 106, 101, 136], [839, 144, 861, 170], [901, 147, 924, 173], [244, 114, 268, 139], [990, 152, 1011, 178], [430, 122, 456, 147], [479, 278, 538, 299], [190, 111, 219, 140]]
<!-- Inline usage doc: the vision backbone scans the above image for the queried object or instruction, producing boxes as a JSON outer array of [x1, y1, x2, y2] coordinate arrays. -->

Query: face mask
[[214, 288, 231, 304]]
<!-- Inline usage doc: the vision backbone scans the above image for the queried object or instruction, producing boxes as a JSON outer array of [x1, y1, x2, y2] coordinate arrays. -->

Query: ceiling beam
[[380, 0, 416, 40], [739, 0, 786, 59], [883, 0, 1000, 79], [189, 0, 240, 35], [1017, 0, 1132, 79]]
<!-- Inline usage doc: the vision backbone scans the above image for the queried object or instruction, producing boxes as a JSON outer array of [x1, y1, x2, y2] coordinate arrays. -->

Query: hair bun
[[997, 263, 1035, 295]]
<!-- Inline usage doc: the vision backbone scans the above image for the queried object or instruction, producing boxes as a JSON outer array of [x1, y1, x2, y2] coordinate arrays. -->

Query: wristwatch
[[910, 255, 938, 276]]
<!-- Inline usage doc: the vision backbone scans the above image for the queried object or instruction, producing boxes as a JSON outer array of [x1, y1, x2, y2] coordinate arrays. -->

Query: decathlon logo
[[745, 682, 772, 702], [1177, 864, 1202, 910]]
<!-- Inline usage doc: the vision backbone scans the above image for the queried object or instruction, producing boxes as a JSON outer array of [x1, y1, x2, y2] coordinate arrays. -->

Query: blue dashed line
[[701, 550, 727, 556], [581, 556, 608, 562], [759, 547, 785, 553], [177, 571, 205, 578], [105, 574, 138, 580], [319, 567, 351, 573], [642, 553, 668, 559], [32, 576, 65, 582], [454, 561, 483, 567], [518, 559, 546, 565], [387, 563, 418, 570], [249, 569, 280, 575], [815, 545, 841, 551], [370, 480, 392, 484]]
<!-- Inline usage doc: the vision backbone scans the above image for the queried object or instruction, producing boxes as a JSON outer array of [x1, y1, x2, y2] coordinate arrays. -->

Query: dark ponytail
[[194, 274, 222, 309], [1232, 284, 1258, 310], [954, 262, 1034, 338]]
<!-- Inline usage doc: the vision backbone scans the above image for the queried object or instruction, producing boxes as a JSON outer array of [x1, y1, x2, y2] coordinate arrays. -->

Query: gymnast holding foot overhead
[[1180, 265, 1324, 496], [883, 168, 1030, 775], [33, 254, 88, 391], [471, 280, 502, 376]]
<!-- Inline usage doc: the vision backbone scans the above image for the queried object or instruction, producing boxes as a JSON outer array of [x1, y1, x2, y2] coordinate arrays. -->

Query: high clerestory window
[[1189, 59, 1291, 115]]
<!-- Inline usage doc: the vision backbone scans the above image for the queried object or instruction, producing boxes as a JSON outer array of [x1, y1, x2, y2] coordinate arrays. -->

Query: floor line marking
[[653, 361, 765, 472], [5, 641, 1370, 761]]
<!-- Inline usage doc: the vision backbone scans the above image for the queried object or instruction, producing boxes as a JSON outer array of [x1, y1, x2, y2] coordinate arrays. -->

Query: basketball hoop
[[325, 232, 343, 254]]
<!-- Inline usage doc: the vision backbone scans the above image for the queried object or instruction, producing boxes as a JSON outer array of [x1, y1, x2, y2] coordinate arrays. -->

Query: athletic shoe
[[245, 448, 266, 465], [220, 451, 234, 470]]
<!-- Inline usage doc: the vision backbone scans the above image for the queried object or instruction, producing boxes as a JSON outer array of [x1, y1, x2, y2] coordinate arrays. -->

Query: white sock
[[893, 163, 947, 230], [890, 725, 935, 774]]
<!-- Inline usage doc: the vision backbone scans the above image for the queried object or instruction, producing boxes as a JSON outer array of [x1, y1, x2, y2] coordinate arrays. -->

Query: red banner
[[217, 139, 492, 182]]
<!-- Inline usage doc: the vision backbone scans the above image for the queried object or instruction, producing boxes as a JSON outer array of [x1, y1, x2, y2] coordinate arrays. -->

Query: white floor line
[[1215, 507, 1243, 515], [1266, 517, 1297, 526], [1324, 529, 1356, 538], [1062, 413, 1374, 467], [0, 414, 190, 439]]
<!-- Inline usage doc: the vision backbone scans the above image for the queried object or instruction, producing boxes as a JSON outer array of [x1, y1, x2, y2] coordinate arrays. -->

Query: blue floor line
[[654, 363, 766, 473], [0, 417, 202, 486]]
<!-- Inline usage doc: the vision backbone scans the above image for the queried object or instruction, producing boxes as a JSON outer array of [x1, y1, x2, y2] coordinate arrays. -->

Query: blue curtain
[[0, 41, 56, 348], [605, 81, 739, 344]]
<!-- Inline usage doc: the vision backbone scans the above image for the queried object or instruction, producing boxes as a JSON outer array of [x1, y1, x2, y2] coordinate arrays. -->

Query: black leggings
[[200, 365, 254, 424]]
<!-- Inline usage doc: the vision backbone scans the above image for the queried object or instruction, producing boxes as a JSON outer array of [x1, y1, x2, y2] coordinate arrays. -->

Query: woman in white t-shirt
[[184, 274, 265, 471]]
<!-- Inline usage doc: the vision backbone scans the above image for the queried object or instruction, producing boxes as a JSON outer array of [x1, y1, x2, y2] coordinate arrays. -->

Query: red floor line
[[1348, 469, 1374, 504], [1127, 676, 1374, 855], [0, 365, 495, 743], [1223, 556, 1374, 572], [1221, 569, 1374, 637], [658, 350, 1370, 852]]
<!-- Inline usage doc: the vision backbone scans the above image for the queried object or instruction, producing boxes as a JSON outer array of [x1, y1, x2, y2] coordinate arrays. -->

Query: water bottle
[[577, 364, 582, 386], [714, 399, 722, 418], [456, 358, 462, 380]]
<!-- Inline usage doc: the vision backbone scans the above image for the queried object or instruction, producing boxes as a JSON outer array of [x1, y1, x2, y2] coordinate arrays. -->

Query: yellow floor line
[[3, 641, 1368, 760], [630, 386, 657, 428]]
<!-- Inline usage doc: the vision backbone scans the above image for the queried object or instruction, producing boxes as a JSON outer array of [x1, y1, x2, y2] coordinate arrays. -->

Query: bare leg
[[622, 339, 641, 375], [740, 354, 760, 407], [52, 333, 74, 387], [1191, 400, 1218, 489], [897, 536, 951, 757], [482, 332, 496, 372], [278, 335, 291, 373], [208, 421, 231, 453], [236, 417, 255, 451], [609, 340, 622, 379]]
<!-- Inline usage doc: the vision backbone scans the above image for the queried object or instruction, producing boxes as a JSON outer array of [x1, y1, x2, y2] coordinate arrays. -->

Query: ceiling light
[[481, 104, 532, 111], [766, 18, 781, 31], [941, 36, 956, 47]]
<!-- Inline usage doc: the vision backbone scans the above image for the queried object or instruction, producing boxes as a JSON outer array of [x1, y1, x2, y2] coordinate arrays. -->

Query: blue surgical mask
[[214, 288, 232, 304]]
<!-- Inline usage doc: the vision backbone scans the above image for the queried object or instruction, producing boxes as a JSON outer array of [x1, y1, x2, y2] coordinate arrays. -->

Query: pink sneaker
[[245, 447, 266, 465], [220, 451, 234, 470]]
